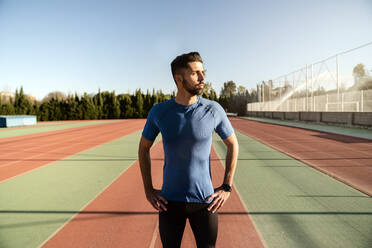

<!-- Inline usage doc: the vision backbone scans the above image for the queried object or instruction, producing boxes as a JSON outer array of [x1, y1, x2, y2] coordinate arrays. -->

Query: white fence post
[[303, 97, 305, 111], [361, 90, 364, 112], [294, 98, 297, 112]]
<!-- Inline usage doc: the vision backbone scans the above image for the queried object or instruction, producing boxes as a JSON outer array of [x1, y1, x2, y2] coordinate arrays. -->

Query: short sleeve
[[142, 107, 160, 141], [213, 103, 234, 139]]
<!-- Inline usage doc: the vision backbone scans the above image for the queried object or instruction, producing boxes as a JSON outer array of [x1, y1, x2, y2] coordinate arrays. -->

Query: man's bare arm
[[138, 136, 168, 211], [206, 132, 239, 213], [222, 132, 239, 186]]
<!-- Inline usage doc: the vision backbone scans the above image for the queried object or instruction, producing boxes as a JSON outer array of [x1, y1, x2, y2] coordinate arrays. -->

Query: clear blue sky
[[0, 0, 371, 100]]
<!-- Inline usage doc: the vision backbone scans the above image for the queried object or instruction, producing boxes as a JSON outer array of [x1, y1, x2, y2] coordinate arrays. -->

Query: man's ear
[[174, 74, 183, 88]]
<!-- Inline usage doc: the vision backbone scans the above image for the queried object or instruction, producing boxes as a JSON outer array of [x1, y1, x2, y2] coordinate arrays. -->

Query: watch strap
[[221, 183, 232, 192]]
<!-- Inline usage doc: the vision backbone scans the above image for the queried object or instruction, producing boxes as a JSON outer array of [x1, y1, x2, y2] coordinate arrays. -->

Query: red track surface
[[42, 142, 264, 248], [7, 118, 370, 246], [231, 118, 372, 196], [0, 120, 145, 182]]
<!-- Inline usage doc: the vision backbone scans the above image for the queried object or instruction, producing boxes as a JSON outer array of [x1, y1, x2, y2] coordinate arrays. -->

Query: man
[[138, 52, 239, 248]]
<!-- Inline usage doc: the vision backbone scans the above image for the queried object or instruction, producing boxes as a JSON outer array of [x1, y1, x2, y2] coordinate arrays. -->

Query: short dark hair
[[171, 52, 203, 78]]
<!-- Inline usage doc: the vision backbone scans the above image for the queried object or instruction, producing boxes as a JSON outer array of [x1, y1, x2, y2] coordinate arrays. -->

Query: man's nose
[[198, 72, 205, 81]]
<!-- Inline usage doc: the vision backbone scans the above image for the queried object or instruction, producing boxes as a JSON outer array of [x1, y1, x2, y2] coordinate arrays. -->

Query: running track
[[1, 120, 264, 247], [1, 118, 370, 247]]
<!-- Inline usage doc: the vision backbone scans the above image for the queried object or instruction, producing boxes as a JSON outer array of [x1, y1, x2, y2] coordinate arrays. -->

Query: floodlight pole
[[336, 55, 340, 111], [293, 72, 296, 111], [311, 64, 314, 111], [305, 64, 308, 111]]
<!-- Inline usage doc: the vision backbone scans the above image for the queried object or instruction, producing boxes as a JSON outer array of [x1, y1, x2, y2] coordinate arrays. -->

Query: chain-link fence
[[249, 41, 372, 112]]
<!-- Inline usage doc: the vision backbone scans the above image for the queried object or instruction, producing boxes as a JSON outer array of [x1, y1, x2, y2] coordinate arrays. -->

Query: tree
[[133, 89, 144, 118], [238, 85, 246, 95], [93, 89, 104, 119], [111, 91, 121, 119], [64, 94, 80, 120], [218, 81, 237, 113], [352, 63, 372, 90], [201, 82, 218, 101], [220, 81, 237, 98], [1, 102, 15, 115], [152, 89, 159, 106], [143, 89, 153, 115], [353, 63, 366, 82], [353, 63, 366, 89], [38, 101, 50, 121], [14, 87, 32, 115], [101, 91, 120, 119], [249, 89, 258, 102], [202, 82, 212, 99], [118, 94, 134, 118], [235, 85, 251, 116], [209, 88, 217, 101], [80, 93, 98, 120], [33, 101, 40, 120]]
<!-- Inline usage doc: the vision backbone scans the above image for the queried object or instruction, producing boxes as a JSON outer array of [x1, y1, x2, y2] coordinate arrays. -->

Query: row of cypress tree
[[0, 87, 172, 121]]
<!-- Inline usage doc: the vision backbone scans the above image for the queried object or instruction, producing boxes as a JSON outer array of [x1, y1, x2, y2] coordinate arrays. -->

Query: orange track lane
[[0, 120, 145, 182], [231, 118, 372, 196], [42, 142, 265, 248]]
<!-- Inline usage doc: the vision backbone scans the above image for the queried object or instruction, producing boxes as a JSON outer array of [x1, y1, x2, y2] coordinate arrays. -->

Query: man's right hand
[[145, 189, 168, 212]]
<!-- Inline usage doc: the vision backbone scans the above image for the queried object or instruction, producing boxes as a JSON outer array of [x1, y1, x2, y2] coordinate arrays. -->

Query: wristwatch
[[221, 184, 232, 192]]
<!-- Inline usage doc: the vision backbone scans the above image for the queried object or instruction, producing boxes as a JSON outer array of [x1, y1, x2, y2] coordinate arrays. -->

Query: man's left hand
[[205, 187, 231, 213]]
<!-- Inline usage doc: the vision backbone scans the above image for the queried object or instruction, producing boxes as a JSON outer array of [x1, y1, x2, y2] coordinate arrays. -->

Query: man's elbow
[[223, 133, 238, 149]]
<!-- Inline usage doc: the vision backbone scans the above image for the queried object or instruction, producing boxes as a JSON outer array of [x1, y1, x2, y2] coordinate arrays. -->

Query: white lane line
[[149, 219, 159, 248]]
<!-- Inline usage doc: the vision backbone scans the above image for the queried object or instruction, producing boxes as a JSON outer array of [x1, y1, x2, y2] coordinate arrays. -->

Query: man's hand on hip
[[205, 187, 231, 213], [146, 188, 168, 212]]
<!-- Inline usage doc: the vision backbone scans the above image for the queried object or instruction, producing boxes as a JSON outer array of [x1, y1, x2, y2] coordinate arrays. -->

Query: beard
[[182, 78, 204, 96]]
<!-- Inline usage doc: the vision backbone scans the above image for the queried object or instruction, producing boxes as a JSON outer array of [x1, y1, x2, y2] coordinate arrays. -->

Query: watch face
[[222, 184, 232, 192]]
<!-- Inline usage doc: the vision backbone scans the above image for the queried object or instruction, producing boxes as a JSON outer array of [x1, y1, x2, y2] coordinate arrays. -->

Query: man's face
[[180, 61, 206, 96]]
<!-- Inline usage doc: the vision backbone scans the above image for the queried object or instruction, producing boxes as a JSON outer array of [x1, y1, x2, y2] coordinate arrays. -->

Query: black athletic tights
[[159, 201, 218, 248]]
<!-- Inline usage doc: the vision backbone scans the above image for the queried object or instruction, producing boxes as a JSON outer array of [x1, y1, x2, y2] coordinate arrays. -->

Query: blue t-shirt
[[142, 96, 234, 203]]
